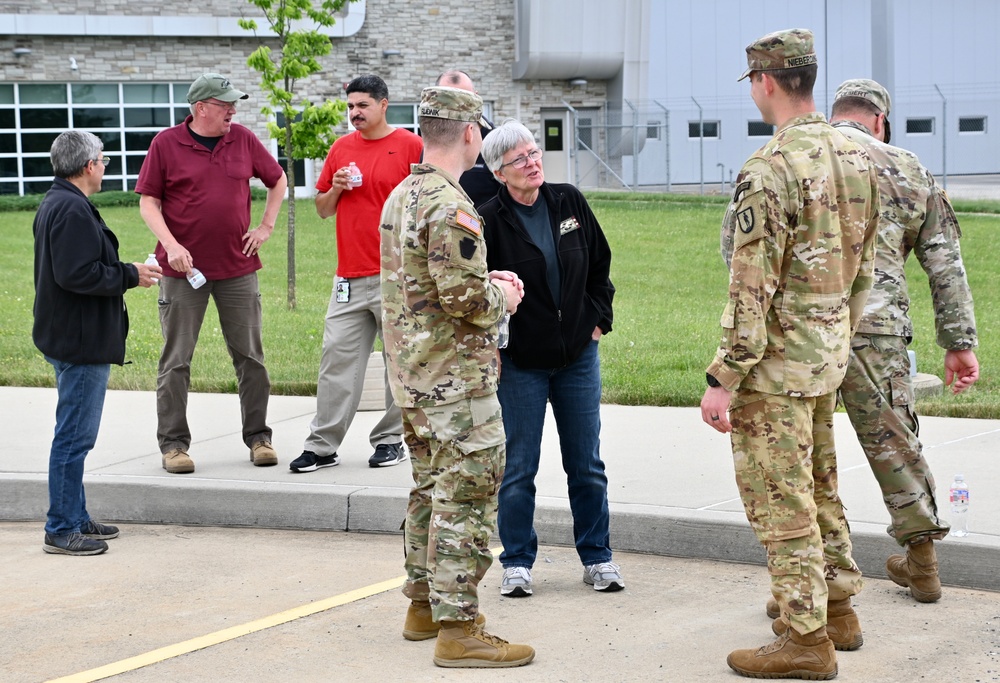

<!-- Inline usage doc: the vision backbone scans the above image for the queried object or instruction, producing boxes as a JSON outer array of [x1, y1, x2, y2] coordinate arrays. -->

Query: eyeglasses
[[204, 100, 238, 112], [500, 149, 543, 170], [92, 157, 110, 167]]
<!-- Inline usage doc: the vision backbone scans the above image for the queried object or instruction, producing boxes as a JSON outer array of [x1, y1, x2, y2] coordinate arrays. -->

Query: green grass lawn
[[2, 193, 997, 417]]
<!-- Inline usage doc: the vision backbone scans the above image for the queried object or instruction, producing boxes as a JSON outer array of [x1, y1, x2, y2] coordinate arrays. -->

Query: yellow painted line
[[47, 575, 406, 683]]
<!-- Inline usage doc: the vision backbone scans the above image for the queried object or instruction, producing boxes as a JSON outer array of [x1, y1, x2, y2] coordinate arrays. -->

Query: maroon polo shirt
[[135, 116, 285, 280]]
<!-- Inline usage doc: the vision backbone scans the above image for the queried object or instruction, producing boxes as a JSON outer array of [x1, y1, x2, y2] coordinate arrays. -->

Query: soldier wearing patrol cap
[[380, 85, 532, 668], [705, 28, 880, 679], [830, 78, 980, 606]]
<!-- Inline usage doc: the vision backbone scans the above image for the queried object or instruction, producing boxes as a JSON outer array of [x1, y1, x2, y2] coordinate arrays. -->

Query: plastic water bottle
[[907, 349, 917, 377], [187, 267, 206, 289], [950, 474, 970, 537], [144, 253, 159, 283], [347, 161, 363, 189], [497, 313, 510, 349]]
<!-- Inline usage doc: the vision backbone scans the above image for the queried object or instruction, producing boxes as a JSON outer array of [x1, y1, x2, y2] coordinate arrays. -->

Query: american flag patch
[[455, 210, 481, 235]]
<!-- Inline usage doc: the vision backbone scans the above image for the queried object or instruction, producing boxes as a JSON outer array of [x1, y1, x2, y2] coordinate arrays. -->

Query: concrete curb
[[5, 472, 998, 594]]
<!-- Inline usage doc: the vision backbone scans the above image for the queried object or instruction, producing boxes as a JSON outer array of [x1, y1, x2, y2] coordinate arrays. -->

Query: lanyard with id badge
[[336, 277, 350, 303]]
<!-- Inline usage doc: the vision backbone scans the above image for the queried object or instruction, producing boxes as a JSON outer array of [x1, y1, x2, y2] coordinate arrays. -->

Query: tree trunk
[[285, 126, 297, 310]]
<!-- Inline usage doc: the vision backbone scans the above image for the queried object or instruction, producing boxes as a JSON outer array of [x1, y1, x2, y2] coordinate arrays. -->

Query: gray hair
[[481, 119, 536, 179], [50, 130, 103, 179]]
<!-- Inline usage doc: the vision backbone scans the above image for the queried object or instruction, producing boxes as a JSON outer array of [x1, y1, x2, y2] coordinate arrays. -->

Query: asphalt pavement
[[4, 383, 1000, 681]]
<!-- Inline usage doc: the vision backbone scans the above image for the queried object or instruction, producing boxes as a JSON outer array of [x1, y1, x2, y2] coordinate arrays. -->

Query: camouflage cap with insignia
[[419, 86, 489, 129], [834, 78, 892, 116], [738, 28, 817, 81]]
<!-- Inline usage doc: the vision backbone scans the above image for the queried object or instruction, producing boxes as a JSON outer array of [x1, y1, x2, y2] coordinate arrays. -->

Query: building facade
[[1, 0, 996, 194]]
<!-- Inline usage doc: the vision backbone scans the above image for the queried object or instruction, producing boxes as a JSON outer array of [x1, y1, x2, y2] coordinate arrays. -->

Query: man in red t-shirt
[[289, 75, 423, 473], [136, 73, 287, 475]]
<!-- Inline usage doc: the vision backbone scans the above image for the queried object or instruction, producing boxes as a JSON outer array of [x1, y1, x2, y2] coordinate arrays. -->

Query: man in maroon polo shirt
[[136, 72, 288, 474]]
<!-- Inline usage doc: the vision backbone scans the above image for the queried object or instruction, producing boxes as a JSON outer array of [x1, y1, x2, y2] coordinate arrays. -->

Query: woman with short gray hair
[[478, 119, 622, 598]]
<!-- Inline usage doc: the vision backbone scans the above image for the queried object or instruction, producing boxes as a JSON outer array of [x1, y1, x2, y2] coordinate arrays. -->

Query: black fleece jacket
[[32, 178, 139, 365], [479, 182, 614, 370]]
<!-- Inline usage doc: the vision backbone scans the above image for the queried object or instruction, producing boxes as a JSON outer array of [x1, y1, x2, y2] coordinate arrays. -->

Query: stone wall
[[1, 0, 608, 184]]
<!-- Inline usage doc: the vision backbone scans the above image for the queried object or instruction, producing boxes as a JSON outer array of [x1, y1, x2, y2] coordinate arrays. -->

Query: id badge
[[336, 278, 350, 303]]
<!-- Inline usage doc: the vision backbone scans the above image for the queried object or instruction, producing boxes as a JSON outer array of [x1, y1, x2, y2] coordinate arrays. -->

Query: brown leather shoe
[[162, 448, 194, 474], [250, 440, 278, 467], [772, 599, 863, 651], [403, 601, 486, 641], [886, 540, 941, 603], [433, 620, 534, 668], [727, 627, 837, 679]]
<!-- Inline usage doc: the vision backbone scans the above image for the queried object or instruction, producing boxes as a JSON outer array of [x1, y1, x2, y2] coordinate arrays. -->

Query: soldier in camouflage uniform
[[702, 29, 879, 679], [829, 79, 979, 604], [380, 86, 533, 668]]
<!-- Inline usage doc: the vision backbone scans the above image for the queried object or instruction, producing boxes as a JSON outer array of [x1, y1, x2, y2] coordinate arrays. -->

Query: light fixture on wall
[[569, 78, 588, 87], [12, 47, 32, 57], [69, 57, 79, 71], [382, 49, 401, 58]]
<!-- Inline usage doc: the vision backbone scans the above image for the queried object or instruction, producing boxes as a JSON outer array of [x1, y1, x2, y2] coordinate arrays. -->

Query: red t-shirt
[[135, 116, 285, 280], [316, 129, 423, 277]]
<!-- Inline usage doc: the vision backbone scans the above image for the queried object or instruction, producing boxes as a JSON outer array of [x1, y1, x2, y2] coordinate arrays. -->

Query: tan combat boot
[[886, 540, 941, 603], [771, 599, 863, 651], [433, 620, 534, 668], [402, 601, 485, 641], [727, 627, 837, 680], [249, 440, 278, 467], [162, 448, 194, 474], [766, 596, 780, 619]]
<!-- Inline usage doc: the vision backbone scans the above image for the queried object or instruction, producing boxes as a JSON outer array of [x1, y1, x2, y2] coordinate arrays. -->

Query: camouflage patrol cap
[[738, 28, 817, 81], [834, 79, 892, 116], [419, 86, 489, 128]]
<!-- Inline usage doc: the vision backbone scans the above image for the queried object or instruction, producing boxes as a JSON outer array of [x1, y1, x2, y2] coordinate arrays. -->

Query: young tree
[[239, 0, 354, 308]]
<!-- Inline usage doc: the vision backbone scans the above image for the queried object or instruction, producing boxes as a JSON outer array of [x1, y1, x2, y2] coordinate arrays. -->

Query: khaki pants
[[303, 274, 401, 457], [156, 272, 271, 453]]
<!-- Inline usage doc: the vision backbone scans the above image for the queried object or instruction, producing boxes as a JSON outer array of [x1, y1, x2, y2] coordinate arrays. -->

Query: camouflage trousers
[[400, 394, 506, 623], [730, 390, 863, 636], [840, 334, 949, 546]]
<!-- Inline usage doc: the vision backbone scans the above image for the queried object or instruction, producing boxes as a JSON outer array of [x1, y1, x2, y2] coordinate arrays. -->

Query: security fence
[[565, 88, 1000, 194]]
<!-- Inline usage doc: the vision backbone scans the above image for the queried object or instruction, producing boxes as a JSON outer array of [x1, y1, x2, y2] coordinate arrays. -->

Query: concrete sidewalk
[[3, 386, 998, 592]]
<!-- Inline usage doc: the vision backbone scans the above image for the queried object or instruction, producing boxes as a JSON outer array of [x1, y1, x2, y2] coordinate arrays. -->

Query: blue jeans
[[497, 340, 611, 568], [45, 357, 110, 536]]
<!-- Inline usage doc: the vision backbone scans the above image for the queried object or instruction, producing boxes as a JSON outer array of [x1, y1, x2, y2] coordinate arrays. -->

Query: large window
[[959, 116, 987, 134], [0, 82, 191, 195], [688, 120, 720, 139], [906, 117, 935, 135], [747, 120, 776, 137]]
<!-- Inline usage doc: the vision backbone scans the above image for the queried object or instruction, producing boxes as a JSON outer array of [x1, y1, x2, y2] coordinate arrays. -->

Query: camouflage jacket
[[380, 163, 508, 408], [832, 120, 977, 349], [709, 112, 879, 397]]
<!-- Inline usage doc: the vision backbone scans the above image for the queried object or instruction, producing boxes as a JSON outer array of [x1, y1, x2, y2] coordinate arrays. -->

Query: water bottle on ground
[[348, 161, 363, 189], [144, 253, 159, 283], [187, 267, 206, 289], [950, 474, 970, 537]]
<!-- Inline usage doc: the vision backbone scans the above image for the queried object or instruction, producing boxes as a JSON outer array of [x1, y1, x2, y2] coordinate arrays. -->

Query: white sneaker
[[583, 562, 625, 591], [500, 566, 533, 597]]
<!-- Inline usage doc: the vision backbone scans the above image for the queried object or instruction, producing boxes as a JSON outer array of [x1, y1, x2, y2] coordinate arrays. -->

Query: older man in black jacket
[[33, 130, 160, 556]]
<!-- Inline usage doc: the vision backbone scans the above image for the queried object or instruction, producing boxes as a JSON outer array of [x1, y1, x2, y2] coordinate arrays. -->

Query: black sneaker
[[289, 450, 339, 473], [81, 520, 120, 540], [43, 532, 108, 556], [369, 443, 407, 468]]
